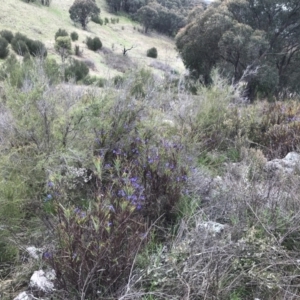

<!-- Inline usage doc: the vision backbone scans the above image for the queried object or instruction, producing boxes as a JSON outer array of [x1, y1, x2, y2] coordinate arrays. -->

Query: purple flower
[[132, 148, 139, 154], [44, 194, 52, 202], [128, 194, 138, 203], [130, 177, 138, 183], [181, 175, 188, 181], [47, 181, 54, 188], [118, 190, 126, 197], [113, 149, 122, 155], [108, 205, 115, 212], [74, 207, 81, 214], [43, 251, 52, 259]]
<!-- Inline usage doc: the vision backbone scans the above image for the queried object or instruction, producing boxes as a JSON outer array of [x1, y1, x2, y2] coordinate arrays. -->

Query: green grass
[[0, 0, 184, 78]]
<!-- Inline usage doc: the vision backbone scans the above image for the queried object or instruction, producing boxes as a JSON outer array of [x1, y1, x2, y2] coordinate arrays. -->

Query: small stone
[[13, 291, 32, 300], [26, 246, 42, 260], [29, 269, 55, 294]]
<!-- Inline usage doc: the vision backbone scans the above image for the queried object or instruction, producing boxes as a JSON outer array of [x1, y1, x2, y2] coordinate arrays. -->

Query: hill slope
[[0, 0, 185, 77]]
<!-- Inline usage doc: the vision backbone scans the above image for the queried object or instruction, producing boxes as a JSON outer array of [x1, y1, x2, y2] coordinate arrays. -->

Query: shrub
[[0, 30, 14, 43], [55, 28, 68, 40], [11, 38, 29, 56], [70, 31, 79, 41], [91, 14, 103, 25], [82, 75, 106, 87], [86, 36, 102, 51], [26, 39, 47, 57], [65, 58, 89, 81], [55, 36, 72, 62], [146, 47, 157, 58], [46, 126, 187, 298], [74, 44, 81, 56], [113, 75, 124, 87], [104, 17, 109, 24], [0, 37, 9, 59], [247, 101, 300, 159]]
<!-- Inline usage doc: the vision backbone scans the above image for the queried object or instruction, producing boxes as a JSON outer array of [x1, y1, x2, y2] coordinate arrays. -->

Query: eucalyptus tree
[[176, 0, 300, 98], [69, 0, 100, 30]]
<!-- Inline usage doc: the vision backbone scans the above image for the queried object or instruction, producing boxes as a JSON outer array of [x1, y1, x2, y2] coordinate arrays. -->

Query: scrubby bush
[[247, 101, 300, 159], [146, 47, 157, 58], [0, 30, 14, 43], [113, 74, 124, 87], [11, 38, 29, 56], [26, 39, 47, 57], [74, 44, 81, 56], [11, 32, 29, 56], [70, 31, 79, 41], [65, 58, 89, 81], [86, 36, 102, 51], [10, 33, 46, 57], [43, 102, 187, 298], [82, 75, 106, 87], [91, 14, 103, 25], [55, 36, 72, 62], [0, 37, 9, 59], [55, 28, 68, 40]]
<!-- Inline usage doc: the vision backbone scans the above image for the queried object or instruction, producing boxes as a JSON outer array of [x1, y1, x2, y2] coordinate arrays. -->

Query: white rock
[[265, 152, 300, 175], [13, 291, 32, 300], [198, 221, 225, 235], [26, 246, 42, 260], [29, 269, 55, 293]]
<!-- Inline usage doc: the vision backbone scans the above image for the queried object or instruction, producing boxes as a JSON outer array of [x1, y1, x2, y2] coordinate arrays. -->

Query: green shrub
[[26, 39, 47, 57], [65, 58, 89, 81], [46, 129, 187, 298], [91, 14, 103, 25], [55, 28, 68, 40], [70, 31, 79, 41], [11, 33, 46, 57], [55, 36, 72, 62], [0, 30, 14, 43], [11, 38, 29, 56], [0, 37, 9, 59], [146, 47, 158, 58], [74, 44, 81, 56], [83, 75, 107, 87], [104, 17, 109, 24], [113, 75, 124, 87], [247, 101, 300, 159], [86, 36, 102, 51]]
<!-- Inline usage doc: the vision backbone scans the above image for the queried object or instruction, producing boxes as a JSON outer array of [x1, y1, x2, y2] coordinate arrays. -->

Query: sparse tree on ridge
[[69, 0, 100, 30]]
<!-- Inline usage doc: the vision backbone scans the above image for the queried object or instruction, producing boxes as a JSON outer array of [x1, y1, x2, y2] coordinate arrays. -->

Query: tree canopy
[[69, 0, 100, 30], [176, 0, 300, 98]]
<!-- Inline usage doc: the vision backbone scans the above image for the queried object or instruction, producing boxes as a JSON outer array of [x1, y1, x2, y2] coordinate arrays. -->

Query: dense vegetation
[[176, 0, 300, 99], [106, 0, 206, 36], [2, 1, 300, 300]]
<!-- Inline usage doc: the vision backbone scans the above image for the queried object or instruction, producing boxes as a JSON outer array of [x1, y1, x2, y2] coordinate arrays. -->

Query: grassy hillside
[[0, 0, 185, 77]]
